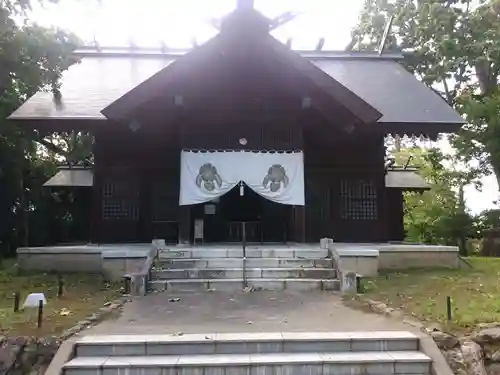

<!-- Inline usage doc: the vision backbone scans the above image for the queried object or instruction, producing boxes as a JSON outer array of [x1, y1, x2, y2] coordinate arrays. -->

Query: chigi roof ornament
[[237, 0, 254, 9], [221, 0, 269, 36]]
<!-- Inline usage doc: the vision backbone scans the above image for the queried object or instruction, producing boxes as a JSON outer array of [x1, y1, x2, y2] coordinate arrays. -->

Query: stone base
[[335, 249, 379, 277], [16, 242, 459, 283]]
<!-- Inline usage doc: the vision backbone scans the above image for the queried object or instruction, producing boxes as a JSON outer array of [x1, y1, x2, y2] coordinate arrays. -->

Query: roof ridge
[[73, 47, 405, 61]]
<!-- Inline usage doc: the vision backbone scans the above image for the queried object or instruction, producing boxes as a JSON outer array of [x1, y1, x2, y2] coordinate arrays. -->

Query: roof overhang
[[43, 167, 94, 187], [43, 167, 429, 191], [9, 117, 106, 133]]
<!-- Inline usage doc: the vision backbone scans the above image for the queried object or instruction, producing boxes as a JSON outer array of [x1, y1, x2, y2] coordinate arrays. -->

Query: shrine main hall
[[9, 1, 464, 246]]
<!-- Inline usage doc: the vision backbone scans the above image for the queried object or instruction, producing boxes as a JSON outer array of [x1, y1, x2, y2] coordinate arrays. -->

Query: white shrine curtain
[[179, 150, 305, 206]]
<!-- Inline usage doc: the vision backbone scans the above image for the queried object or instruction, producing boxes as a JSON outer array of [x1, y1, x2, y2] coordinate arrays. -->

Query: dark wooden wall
[[92, 125, 181, 243], [90, 67, 402, 245], [303, 132, 387, 242], [91, 119, 394, 244]]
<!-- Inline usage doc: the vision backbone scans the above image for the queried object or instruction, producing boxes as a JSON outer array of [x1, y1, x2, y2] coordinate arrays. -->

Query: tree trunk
[[17, 163, 28, 247], [458, 184, 468, 256]]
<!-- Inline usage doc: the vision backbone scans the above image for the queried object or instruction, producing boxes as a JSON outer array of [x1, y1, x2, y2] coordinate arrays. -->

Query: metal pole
[[242, 222, 247, 287], [242, 222, 247, 258]]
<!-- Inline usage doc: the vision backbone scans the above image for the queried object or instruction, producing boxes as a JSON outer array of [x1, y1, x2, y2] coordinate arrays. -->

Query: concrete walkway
[[84, 291, 417, 335]]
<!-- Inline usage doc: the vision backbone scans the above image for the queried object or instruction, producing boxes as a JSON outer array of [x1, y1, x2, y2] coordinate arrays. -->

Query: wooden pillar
[[90, 165, 102, 243], [379, 184, 389, 242], [294, 206, 306, 243], [386, 189, 405, 242], [178, 205, 191, 244], [138, 167, 152, 242], [288, 206, 295, 243], [90, 134, 103, 244]]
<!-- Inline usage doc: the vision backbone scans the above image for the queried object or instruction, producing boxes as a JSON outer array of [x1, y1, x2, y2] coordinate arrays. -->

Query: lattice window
[[102, 175, 140, 221], [340, 179, 378, 220]]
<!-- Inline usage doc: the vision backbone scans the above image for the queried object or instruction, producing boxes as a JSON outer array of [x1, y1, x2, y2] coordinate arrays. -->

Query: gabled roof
[[9, 56, 174, 120], [8, 53, 465, 131], [8, 6, 465, 136], [100, 30, 382, 125], [313, 59, 465, 129]]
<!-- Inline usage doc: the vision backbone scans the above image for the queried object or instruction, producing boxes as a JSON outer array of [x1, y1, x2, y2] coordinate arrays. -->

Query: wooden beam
[[316, 38, 325, 52], [378, 16, 394, 55]]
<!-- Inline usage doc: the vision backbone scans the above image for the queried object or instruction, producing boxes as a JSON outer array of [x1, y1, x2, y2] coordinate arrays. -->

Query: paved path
[[83, 291, 417, 335]]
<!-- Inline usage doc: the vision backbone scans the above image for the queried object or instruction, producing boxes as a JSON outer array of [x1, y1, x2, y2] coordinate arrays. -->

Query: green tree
[[0, 0, 82, 255], [349, 0, 500, 189], [394, 147, 475, 254]]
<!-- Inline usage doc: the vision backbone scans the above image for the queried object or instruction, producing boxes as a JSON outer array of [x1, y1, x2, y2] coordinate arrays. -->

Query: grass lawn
[[0, 260, 122, 337], [357, 257, 500, 333]]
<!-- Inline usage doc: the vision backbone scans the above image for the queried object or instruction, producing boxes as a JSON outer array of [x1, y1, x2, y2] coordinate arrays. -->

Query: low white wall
[[377, 245, 459, 270], [17, 246, 102, 273], [327, 241, 460, 280], [17, 245, 152, 281]]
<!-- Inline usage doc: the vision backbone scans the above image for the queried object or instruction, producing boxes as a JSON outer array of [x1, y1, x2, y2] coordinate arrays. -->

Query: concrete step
[[152, 267, 338, 280], [150, 278, 340, 292], [155, 258, 335, 269], [74, 332, 420, 357], [63, 351, 431, 375], [158, 248, 329, 260]]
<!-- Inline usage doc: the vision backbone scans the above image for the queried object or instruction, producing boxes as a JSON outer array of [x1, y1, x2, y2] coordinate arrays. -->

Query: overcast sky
[[31, 0, 364, 49], [30, 0, 499, 214]]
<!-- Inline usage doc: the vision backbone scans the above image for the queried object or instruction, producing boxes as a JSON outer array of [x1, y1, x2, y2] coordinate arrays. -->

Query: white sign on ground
[[23, 293, 47, 308]]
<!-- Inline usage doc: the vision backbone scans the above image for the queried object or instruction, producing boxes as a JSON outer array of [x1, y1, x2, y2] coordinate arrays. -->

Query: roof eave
[[380, 121, 465, 137], [6, 117, 105, 132]]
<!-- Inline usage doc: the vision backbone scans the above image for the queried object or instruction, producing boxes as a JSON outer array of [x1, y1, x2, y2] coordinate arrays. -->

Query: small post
[[13, 292, 20, 313], [356, 275, 362, 293], [57, 274, 64, 298], [446, 296, 452, 321], [123, 276, 131, 295], [37, 300, 43, 328]]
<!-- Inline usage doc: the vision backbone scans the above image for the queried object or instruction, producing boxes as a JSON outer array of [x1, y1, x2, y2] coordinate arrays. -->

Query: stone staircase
[[150, 245, 340, 292], [62, 331, 432, 375]]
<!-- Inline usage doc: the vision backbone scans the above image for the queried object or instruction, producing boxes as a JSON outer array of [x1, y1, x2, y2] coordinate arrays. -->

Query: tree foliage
[[0, 0, 87, 255], [350, 0, 500, 189], [395, 147, 475, 253]]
